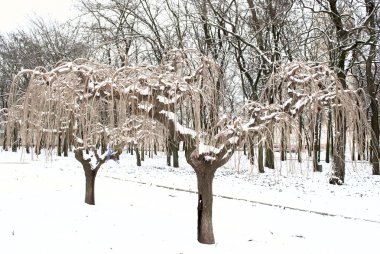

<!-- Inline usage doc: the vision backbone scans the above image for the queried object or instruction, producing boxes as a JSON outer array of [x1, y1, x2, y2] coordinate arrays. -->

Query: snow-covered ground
[[1, 149, 380, 254]]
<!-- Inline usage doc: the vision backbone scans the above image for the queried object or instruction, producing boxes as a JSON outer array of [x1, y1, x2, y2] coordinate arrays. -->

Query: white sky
[[0, 0, 77, 33]]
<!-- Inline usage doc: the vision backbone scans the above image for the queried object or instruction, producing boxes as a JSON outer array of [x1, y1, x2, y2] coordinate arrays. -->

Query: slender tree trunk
[[63, 134, 68, 157], [313, 112, 322, 172], [196, 169, 215, 244], [365, 0, 379, 175], [265, 133, 275, 169], [258, 141, 264, 173], [12, 128, 17, 152], [248, 141, 254, 165], [141, 145, 145, 162], [172, 143, 179, 168], [166, 140, 172, 166], [298, 116, 303, 163], [326, 110, 331, 163], [135, 147, 141, 166], [57, 133, 62, 156], [370, 98, 379, 175], [351, 133, 356, 161], [85, 170, 96, 205], [317, 116, 322, 162], [330, 110, 345, 185], [280, 128, 286, 161]]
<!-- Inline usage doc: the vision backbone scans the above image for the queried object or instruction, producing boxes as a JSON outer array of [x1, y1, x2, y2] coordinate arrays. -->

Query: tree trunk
[[351, 133, 356, 161], [135, 147, 141, 166], [330, 110, 345, 185], [63, 134, 68, 157], [258, 141, 264, 173], [249, 142, 254, 165], [166, 140, 172, 166], [12, 128, 18, 152], [280, 128, 286, 161], [370, 97, 379, 175], [196, 170, 215, 244], [172, 144, 179, 168], [326, 110, 331, 163], [85, 170, 96, 205], [141, 145, 145, 161], [265, 134, 275, 169], [57, 133, 62, 156], [313, 112, 322, 172], [298, 116, 303, 163]]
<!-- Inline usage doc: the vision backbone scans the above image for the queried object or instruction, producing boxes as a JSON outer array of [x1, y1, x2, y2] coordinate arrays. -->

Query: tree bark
[[265, 133, 275, 169], [298, 116, 303, 163], [330, 110, 345, 185], [280, 128, 286, 161], [63, 134, 68, 157], [135, 147, 141, 166], [196, 169, 215, 244], [141, 144, 145, 161], [75, 148, 121, 205], [326, 110, 331, 163], [57, 133, 62, 156], [258, 142, 264, 173], [85, 170, 96, 205], [313, 112, 322, 172]]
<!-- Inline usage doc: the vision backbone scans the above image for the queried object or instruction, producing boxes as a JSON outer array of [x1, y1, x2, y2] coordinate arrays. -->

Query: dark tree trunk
[[326, 110, 331, 163], [265, 134, 275, 169], [135, 147, 141, 166], [280, 128, 286, 161], [330, 110, 345, 185], [196, 169, 215, 244], [141, 145, 145, 161], [370, 97, 379, 175], [63, 134, 68, 157], [12, 128, 17, 152], [85, 170, 96, 205], [57, 133, 62, 156], [170, 139, 179, 168], [248, 141, 254, 165], [2, 128, 7, 151], [298, 116, 303, 163], [365, 0, 379, 175], [313, 112, 322, 172], [75, 148, 121, 205], [258, 141, 264, 173], [317, 116, 322, 162], [172, 145, 179, 168], [166, 141, 172, 166], [351, 133, 356, 161]]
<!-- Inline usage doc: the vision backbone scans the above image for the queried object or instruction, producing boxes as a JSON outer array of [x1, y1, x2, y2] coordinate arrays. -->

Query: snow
[[159, 110, 196, 138], [1, 149, 380, 254], [199, 142, 221, 154]]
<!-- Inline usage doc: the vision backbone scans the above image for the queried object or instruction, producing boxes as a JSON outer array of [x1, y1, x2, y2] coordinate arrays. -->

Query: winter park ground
[[0, 149, 380, 254]]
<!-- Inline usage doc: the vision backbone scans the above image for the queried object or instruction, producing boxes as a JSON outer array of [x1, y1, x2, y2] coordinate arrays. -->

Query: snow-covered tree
[[4, 48, 368, 244]]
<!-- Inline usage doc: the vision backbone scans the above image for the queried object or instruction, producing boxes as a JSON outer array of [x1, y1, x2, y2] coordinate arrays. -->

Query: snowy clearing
[[1, 149, 380, 254]]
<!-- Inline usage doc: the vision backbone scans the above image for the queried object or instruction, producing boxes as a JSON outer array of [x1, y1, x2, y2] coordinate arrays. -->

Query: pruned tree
[[4, 59, 157, 205], [4, 49, 368, 244]]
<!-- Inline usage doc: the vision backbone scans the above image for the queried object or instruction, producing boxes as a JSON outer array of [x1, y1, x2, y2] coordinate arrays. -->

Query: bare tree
[[4, 48, 368, 244]]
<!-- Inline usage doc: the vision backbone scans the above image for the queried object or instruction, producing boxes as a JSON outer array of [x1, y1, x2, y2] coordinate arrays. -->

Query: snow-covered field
[[1, 149, 380, 254]]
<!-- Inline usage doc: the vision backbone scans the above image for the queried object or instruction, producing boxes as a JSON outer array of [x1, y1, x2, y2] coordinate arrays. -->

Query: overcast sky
[[0, 0, 77, 33]]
